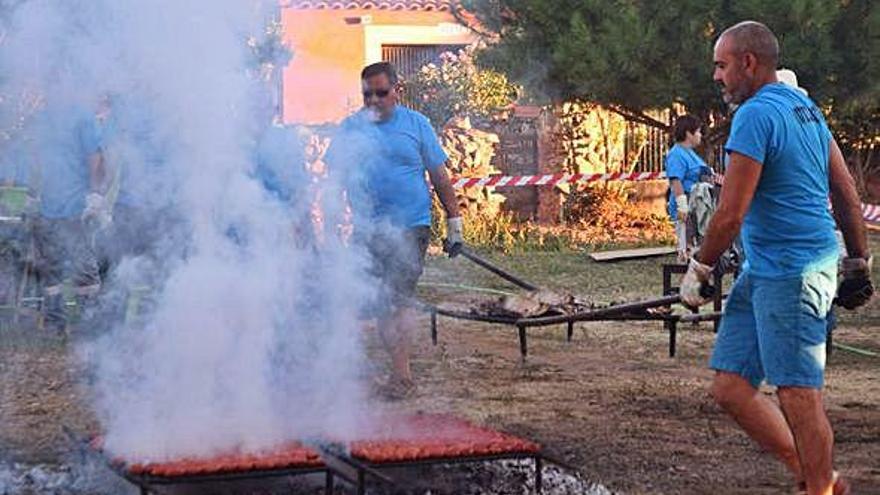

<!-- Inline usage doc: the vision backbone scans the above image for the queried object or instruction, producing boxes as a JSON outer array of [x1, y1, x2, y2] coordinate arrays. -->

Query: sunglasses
[[362, 88, 391, 99]]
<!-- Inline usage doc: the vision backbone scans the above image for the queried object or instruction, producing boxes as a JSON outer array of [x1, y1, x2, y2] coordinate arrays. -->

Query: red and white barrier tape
[[861, 203, 880, 223], [450, 171, 664, 189], [451, 171, 880, 224]]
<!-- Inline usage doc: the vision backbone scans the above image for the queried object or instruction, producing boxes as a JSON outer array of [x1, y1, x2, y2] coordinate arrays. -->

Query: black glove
[[443, 239, 464, 258], [836, 256, 874, 310]]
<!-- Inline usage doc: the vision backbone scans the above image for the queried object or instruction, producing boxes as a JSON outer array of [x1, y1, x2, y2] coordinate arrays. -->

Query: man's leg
[[709, 271, 805, 483], [777, 387, 836, 495], [66, 219, 102, 330], [33, 218, 68, 332], [712, 372, 803, 479], [377, 227, 429, 392], [380, 305, 415, 386], [675, 220, 688, 262], [754, 262, 844, 495]]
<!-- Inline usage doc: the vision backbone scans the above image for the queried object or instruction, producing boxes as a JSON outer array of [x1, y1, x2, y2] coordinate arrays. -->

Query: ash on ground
[[0, 460, 137, 495], [1, 459, 613, 494]]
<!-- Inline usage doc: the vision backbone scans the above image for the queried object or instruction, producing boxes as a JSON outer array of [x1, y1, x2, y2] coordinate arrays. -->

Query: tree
[[459, 0, 879, 176], [827, 0, 880, 189], [406, 46, 519, 129]]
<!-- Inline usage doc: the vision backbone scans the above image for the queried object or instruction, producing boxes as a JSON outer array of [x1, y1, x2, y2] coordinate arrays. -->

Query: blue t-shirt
[[35, 106, 101, 219], [665, 143, 711, 218], [327, 106, 448, 228], [253, 124, 307, 205], [100, 98, 170, 210], [725, 82, 838, 277]]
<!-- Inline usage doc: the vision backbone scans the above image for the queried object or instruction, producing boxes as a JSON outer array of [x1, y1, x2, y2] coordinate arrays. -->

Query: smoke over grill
[[1, 0, 377, 464], [0, 2, 608, 493]]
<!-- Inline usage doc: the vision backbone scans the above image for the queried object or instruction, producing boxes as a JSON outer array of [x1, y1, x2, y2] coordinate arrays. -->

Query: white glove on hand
[[446, 216, 464, 255], [675, 194, 689, 222], [681, 257, 714, 308], [82, 192, 112, 229]]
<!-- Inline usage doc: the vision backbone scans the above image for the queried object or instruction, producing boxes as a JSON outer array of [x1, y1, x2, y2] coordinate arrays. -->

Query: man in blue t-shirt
[[325, 62, 462, 397], [680, 21, 870, 494], [96, 94, 175, 267], [32, 102, 109, 333]]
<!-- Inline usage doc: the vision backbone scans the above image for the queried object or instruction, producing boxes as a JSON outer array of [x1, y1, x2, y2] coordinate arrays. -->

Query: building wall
[[280, 8, 475, 125]]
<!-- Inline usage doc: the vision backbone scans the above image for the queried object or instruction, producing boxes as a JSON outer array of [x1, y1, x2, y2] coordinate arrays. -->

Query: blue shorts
[[709, 261, 837, 389]]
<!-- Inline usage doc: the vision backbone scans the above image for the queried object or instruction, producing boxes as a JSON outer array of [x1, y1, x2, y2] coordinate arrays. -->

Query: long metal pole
[[456, 247, 540, 291], [517, 294, 682, 327]]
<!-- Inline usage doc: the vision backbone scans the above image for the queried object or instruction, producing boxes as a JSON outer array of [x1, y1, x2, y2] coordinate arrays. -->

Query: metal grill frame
[[116, 463, 329, 495], [423, 297, 725, 360], [328, 450, 577, 495]]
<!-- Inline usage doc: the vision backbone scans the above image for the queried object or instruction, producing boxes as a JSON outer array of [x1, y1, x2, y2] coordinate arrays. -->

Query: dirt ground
[[407, 249, 880, 494], [1, 245, 879, 494]]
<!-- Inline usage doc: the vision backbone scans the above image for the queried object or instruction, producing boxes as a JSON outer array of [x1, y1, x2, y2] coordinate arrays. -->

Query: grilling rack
[[79, 414, 572, 494]]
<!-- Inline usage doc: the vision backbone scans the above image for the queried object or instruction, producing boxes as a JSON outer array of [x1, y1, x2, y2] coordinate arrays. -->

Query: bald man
[[680, 21, 870, 495]]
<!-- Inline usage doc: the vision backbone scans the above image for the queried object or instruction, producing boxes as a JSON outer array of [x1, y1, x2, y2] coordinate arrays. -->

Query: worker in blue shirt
[[681, 21, 870, 494], [32, 101, 109, 333], [253, 120, 312, 247], [325, 62, 462, 398]]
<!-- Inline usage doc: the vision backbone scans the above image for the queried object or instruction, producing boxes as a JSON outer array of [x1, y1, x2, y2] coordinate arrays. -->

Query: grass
[[420, 248, 670, 306]]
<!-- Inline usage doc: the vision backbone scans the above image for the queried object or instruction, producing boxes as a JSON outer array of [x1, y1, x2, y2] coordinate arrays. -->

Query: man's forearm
[[692, 153, 763, 267], [829, 139, 870, 259], [695, 207, 742, 266], [436, 181, 460, 218], [832, 185, 869, 259], [428, 166, 461, 218]]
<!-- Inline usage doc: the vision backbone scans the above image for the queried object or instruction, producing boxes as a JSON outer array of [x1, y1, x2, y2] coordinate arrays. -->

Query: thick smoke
[[1, 0, 377, 462]]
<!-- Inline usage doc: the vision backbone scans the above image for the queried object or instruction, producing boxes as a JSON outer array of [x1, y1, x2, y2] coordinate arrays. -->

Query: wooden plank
[[589, 246, 675, 262]]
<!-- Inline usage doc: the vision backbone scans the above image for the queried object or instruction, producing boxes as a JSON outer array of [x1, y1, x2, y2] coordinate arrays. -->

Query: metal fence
[[622, 110, 727, 174], [623, 109, 672, 173]]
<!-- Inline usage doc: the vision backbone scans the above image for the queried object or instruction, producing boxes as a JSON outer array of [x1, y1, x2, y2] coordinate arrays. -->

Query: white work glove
[[445, 216, 464, 257], [681, 257, 714, 308], [82, 192, 112, 229], [675, 194, 689, 222]]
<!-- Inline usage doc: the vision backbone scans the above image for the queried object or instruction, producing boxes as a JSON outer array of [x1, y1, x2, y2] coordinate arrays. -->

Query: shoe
[[795, 471, 850, 495]]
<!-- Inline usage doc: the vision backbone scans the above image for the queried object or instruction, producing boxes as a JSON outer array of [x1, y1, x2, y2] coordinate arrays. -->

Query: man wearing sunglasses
[[326, 62, 462, 398]]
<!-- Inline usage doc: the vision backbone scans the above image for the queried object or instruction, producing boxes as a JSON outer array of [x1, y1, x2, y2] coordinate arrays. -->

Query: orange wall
[[281, 9, 462, 125]]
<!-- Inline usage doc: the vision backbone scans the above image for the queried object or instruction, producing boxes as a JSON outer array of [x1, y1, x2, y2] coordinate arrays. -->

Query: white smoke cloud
[[1, 0, 378, 462]]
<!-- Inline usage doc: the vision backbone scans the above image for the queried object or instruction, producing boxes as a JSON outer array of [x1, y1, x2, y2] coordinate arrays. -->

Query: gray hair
[[719, 21, 780, 67]]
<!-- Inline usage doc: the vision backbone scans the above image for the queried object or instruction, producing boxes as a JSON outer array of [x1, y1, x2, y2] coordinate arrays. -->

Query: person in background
[[665, 114, 713, 262], [253, 117, 312, 248], [96, 94, 172, 268], [0, 137, 35, 307], [32, 100, 109, 333]]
